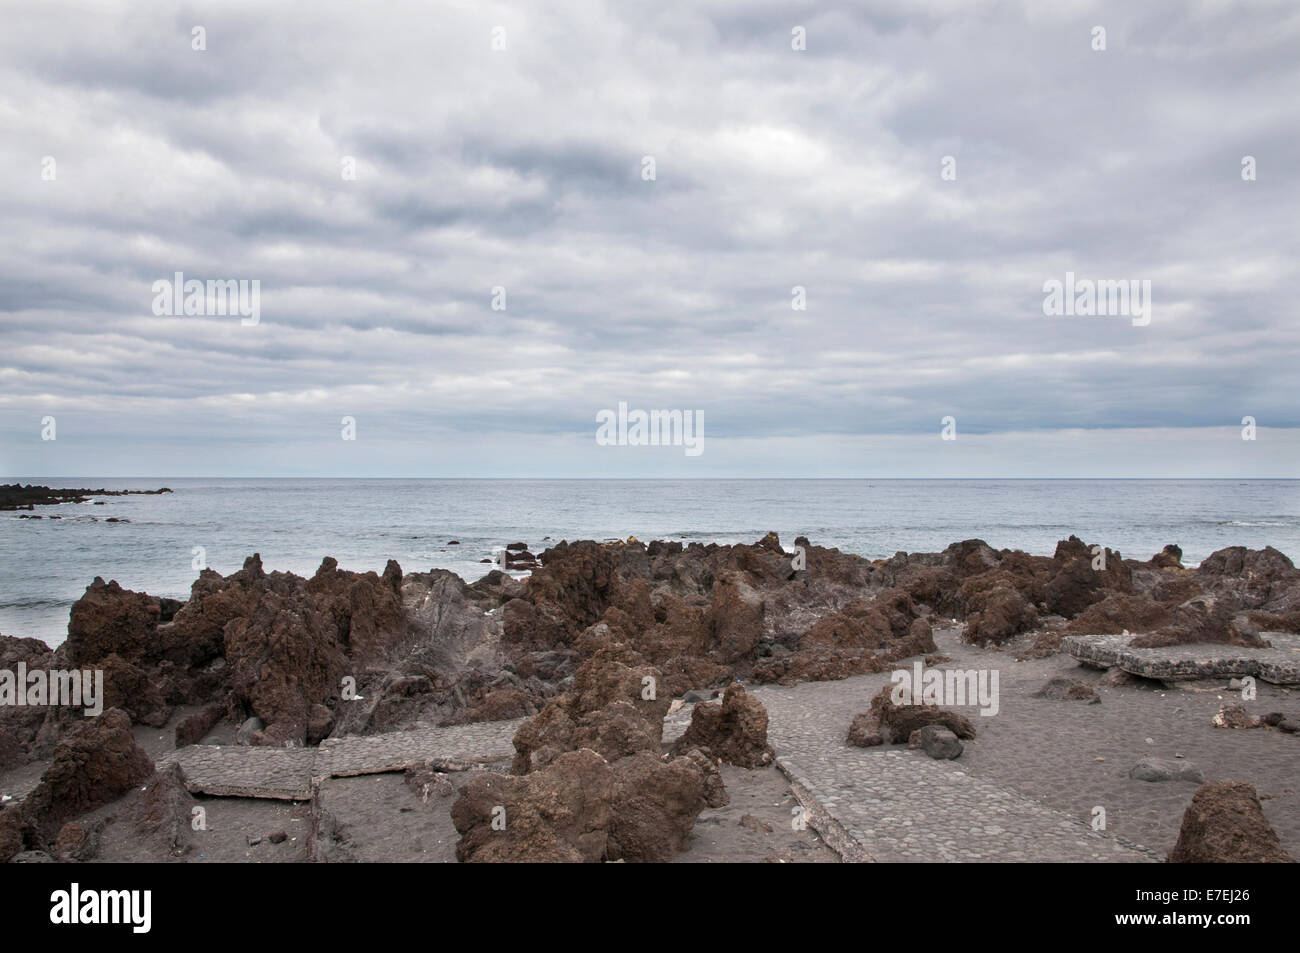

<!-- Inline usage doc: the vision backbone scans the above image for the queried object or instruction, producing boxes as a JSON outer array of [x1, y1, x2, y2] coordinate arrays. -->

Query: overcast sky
[[1, 0, 1297, 478]]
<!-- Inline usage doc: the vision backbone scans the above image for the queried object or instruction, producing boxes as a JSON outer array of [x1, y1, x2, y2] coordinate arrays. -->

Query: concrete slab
[[1061, 632, 1300, 684]]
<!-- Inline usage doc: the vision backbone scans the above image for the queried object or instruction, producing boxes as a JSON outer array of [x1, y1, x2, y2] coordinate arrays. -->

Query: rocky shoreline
[[3, 532, 1298, 863], [0, 483, 173, 511]]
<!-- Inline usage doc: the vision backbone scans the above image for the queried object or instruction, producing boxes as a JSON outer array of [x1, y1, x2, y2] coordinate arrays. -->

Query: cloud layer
[[2, 0, 1297, 476]]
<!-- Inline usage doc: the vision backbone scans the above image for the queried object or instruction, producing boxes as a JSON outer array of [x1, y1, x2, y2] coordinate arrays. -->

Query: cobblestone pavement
[[1063, 631, 1300, 684], [742, 680, 1154, 862], [666, 661, 1154, 862]]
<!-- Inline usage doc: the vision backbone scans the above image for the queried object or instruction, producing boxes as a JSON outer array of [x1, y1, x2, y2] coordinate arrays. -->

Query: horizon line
[[4, 476, 1298, 482]]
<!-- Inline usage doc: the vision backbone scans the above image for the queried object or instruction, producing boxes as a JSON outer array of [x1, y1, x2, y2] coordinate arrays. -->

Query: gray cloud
[[1, 0, 1297, 477]]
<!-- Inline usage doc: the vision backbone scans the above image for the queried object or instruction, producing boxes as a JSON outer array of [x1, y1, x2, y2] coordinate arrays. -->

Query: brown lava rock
[[24, 708, 155, 838], [671, 682, 774, 767], [849, 684, 977, 746], [1167, 781, 1294, 863]]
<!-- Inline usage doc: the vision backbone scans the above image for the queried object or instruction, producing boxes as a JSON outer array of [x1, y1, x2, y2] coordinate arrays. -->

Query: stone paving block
[[318, 719, 523, 777], [158, 746, 318, 800], [1061, 632, 1300, 684], [159, 718, 526, 800]]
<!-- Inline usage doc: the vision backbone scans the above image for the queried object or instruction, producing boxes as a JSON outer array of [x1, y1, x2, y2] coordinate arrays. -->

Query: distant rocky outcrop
[[1, 483, 171, 510]]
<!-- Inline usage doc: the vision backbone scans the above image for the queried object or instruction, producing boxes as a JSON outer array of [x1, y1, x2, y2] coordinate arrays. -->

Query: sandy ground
[[672, 764, 838, 863], [932, 626, 1300, 856]]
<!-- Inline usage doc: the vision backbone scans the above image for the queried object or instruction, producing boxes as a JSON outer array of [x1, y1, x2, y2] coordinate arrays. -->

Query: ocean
[[2, 478, 1298, 649]]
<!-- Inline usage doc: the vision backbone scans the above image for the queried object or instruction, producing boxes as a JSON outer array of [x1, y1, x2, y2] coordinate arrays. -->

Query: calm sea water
[[2, 479, 1297, 648]]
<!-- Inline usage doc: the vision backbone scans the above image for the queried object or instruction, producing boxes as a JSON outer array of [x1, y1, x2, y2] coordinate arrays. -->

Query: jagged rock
[[161, 563, 265, 670], [1167, 781, 1294, 862], [1196, 546, 1299, 612], [1044, 537, 1131, 618], [507, 541, 617, 649], [1017, 630, 1062, 659], [1248, 609, 1300, 634], [846, 712, 884, 747], [707, 572, 765, 664], [24, 709, 154, 838], [801, 590, 916, 651], [1149, 544, 1184, 569], [678, 746, 729, 808], [670, 683, 774, 767], [852, 684, 977, 746], [1064, 593, 1177, 636], [573, 701, 663, 762], [606, 751, 723, 862], [901, 617, 938, 655], [306, 703, 335, 745], [965, 586, 1037, 645], [452, 744, 721, 864], [0, 635, 64, 769], [98, 653, 172, 727], [1212, 703, 1261, 729], [1131, 596, 1269, 649], [311, 557, 407, 666], [159, 554, 409, 742], [753, 648, 887, 686], [66, 578, 161, 667], [55, 820, 102, 862], [511, 645, 667, 774], [753, 611, 931, 687], [452, 748, 617, 863], [133, 761, 195, 854]]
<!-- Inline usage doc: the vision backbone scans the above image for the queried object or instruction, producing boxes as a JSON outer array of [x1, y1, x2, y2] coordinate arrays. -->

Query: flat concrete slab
[[159, 746, 318, 800], [159, 718, 524, 800], [1061, 632, 1300, 685], [318, 719, 523, 777]]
